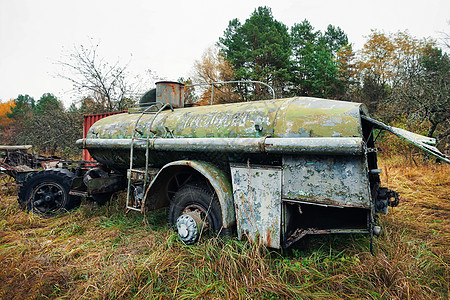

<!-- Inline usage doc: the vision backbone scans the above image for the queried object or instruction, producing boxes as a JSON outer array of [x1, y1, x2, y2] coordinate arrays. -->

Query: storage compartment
[[282, 201, 370, 248]]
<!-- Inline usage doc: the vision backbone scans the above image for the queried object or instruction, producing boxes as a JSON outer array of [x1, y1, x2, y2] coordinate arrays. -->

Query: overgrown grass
[[0, 158, 448, 299]]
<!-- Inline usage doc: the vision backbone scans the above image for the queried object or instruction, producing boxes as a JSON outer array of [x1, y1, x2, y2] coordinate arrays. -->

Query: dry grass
[[0, 157, 448, 299]]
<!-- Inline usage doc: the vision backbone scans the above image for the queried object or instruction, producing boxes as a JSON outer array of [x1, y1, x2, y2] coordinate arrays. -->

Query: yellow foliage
[[193, 46, 241, 105], [357, 30, 433, 85], [0, 99, 16, 128]]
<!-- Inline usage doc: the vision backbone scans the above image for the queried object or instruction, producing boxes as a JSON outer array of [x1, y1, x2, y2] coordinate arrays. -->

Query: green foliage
[[8, 94, 35, 120], [290, 21, 350, 98], [219, 6, 291, 99], [34, 93, 63, 115], [3, 93, 83, 157], [219, 7, 351, 100]]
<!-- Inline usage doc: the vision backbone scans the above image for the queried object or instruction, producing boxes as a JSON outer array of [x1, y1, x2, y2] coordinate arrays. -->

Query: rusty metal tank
[[79, 82, 368, 171]]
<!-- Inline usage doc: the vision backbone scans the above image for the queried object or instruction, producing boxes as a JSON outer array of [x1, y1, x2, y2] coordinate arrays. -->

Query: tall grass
[[0, 158, 448, 299]]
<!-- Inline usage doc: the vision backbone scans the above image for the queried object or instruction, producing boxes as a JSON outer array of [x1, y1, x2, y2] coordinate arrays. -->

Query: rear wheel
[[18, 169, 81, 217], [167, 184, 223, 244]]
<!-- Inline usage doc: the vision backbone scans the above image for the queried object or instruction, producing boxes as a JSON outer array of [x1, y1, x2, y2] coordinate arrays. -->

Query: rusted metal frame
[[0, 160, 18, 179], [184, 81, 276, 104], [361, 115, 450, 164], [80, 137, 364, 155], [283, 227, 370, 248], [282, 198, 345, 209]]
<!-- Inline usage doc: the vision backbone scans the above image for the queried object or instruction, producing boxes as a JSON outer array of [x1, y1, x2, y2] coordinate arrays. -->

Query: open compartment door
[[362, 115, 450, 164]]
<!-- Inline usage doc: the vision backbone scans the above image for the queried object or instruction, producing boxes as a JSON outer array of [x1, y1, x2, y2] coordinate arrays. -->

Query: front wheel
[[18, 169, 81, 217], [167, 184, 223, 245]]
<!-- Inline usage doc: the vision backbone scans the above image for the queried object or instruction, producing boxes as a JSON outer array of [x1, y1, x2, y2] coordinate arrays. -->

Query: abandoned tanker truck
[[17, 81, 450, 249]]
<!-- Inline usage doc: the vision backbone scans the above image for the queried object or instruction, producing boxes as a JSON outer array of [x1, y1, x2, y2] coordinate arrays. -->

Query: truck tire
[[168, 184, 223, 244], [18, 169, 81, 217]]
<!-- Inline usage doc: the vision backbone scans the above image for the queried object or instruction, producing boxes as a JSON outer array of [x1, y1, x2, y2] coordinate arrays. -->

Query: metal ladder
[[126, 103, 173, 212]]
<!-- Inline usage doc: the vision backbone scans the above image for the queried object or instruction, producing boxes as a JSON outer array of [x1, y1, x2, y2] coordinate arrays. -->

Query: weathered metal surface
[[145, 160, 236, 228], [156, 81, 185, 108], [0, 146, 63, 182], [362, 115, 450, 164], [72, 91, 449, 248], [230, 164, 282, 248], [79, 97, 365, 170], [282, 155, 371, 209], [78, 137, 364, 154], [85, 97, 362, 140]]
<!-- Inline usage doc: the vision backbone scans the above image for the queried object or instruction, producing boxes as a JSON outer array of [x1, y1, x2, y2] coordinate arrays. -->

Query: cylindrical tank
[[79, 97, 365, 171]]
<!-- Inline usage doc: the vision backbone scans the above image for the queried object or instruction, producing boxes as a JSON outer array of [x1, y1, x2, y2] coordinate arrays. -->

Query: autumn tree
[[0, 100, 17, 144], [354, 30, 431, 113], [192, 46, 241, 105], [0, 100, 16, 128], [219, 6, 291, 99], [0, 94, 36, 144]]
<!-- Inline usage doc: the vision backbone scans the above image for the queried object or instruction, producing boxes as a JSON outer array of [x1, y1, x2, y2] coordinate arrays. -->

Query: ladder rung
[[126, 206, 141, 212], [129, 169, 146, 173]]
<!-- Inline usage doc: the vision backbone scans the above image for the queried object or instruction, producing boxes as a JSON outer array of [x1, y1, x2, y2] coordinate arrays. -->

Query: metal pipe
[[77, 137, 363, 155]]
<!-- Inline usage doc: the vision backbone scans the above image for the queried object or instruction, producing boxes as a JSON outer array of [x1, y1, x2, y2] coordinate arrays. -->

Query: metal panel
[[82, 111, 126, 161], [230, 164, 282, 248], [282, 155, 371, 209]]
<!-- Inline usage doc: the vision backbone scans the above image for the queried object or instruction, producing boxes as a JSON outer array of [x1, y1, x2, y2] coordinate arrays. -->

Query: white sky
[[0, 0, 449, 107]]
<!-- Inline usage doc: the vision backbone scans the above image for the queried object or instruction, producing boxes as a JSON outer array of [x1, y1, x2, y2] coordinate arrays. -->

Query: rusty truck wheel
[[18, 169, 81, 217], [168, 184, 223, 245]]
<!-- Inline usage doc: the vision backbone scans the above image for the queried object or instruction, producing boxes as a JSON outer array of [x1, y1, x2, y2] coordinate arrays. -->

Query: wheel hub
[[176, 214, 198, 244], [32, 183, 65, 214]]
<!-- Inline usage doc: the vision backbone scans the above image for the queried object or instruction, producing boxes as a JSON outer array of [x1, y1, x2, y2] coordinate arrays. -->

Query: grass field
[[0, 158, 448, 299]]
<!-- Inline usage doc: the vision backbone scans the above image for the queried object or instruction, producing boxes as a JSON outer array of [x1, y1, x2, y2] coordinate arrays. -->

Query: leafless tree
[[57, 41, 140, 111]]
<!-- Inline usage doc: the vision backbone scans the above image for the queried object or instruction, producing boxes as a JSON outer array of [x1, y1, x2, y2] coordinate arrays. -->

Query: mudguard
[[144, 160, 236, 228]]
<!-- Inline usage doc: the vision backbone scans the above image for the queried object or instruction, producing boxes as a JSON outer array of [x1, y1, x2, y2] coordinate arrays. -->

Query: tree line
[[195, 6, 449, 152], [0, 6, 448, 158]]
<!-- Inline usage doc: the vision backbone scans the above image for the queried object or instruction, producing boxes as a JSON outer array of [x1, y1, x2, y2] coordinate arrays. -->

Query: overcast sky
[[1, 0, 449, 107]]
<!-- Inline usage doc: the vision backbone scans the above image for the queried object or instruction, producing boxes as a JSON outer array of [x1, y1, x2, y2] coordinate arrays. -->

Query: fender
[[144, 160, 236, 228]]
